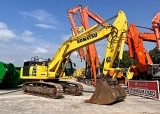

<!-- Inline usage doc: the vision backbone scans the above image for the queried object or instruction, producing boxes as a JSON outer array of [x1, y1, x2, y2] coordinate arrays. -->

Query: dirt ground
[[0, 79, 160, 114]]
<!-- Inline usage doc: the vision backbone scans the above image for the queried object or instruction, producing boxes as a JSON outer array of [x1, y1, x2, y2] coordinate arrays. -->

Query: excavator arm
[[127, 23, 151, 73], [67, 5, 86, 60], [102, 18, 127, 76], [126, 23, 157, 79], [67, 5, 107, 86]]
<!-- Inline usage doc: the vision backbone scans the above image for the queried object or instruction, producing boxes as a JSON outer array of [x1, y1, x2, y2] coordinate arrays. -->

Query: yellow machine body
[[20, 10, 127, 105]]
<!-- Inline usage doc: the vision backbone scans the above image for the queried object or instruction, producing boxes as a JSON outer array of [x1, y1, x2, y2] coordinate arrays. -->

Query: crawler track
[[22, 81, 64, 98], [22, 81, 83, 98], [58, 81, 83, 95], [76, 77, 92, 86]]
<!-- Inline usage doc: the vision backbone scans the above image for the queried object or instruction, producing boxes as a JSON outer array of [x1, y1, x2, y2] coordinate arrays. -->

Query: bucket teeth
[[85, 76, 127, 105]]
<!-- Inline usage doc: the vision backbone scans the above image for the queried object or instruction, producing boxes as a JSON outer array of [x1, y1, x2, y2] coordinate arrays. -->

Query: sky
[[0, 0, 159, 68]]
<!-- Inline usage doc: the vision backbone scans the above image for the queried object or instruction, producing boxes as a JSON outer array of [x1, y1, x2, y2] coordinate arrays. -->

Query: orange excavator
[[126, 12, 160, 80], [126, 23, 160, 80], [67, 5, 106, 86], [126, 18, 160, 99]]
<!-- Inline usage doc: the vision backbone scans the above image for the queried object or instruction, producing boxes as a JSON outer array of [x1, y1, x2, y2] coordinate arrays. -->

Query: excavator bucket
[[84, 76, 127, 105]]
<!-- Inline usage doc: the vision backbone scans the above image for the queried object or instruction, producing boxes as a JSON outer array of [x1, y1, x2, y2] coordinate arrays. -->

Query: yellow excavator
[[20, 10, 127, 105]]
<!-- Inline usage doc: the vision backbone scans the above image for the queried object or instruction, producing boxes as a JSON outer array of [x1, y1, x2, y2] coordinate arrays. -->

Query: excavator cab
[[22, 56, 75, 79], [60, 59, 76, 78], [147, 64, 160, 79]]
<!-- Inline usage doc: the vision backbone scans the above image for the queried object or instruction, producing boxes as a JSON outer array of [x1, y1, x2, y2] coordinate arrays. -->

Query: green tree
[[149, 46, 160, 63], [113, 50, 134, 68], [101, 50, 135, 68]]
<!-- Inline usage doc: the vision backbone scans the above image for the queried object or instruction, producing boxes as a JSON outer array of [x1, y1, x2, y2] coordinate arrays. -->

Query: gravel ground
[[0, 79, 160, 114]]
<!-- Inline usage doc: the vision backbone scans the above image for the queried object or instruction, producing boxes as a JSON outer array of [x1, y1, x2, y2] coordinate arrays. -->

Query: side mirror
[[48, 58, 51, 62]]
